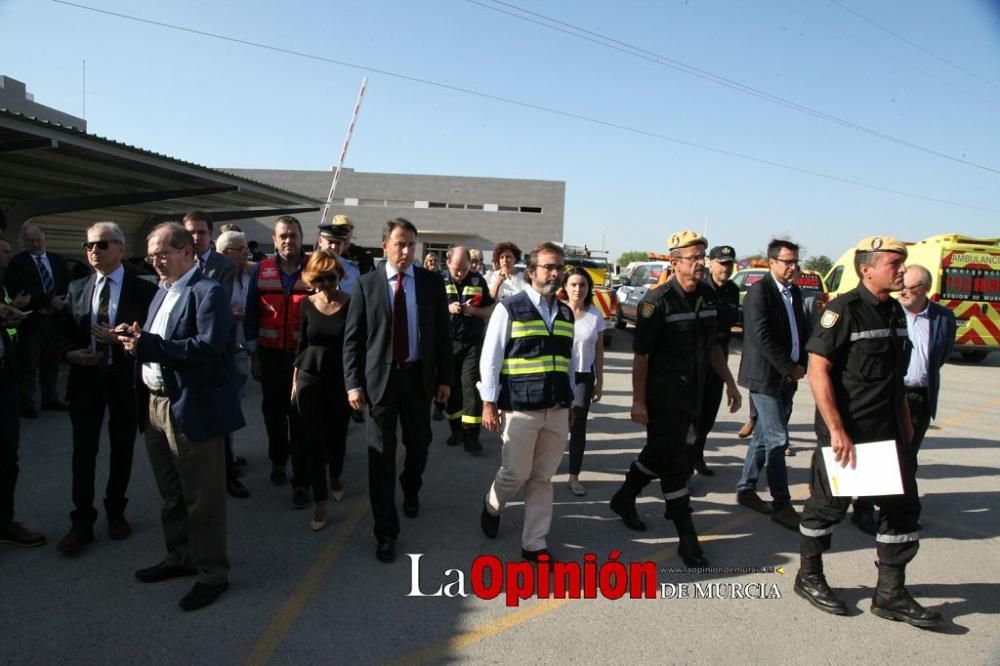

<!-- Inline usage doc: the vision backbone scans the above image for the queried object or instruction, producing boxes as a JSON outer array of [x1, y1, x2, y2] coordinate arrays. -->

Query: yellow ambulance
[[824, 234, 1000, 362]]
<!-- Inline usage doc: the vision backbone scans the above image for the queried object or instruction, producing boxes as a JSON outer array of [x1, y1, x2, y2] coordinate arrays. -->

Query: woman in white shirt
[[562, 267, 605, 496], [485, 241, 526, 301]]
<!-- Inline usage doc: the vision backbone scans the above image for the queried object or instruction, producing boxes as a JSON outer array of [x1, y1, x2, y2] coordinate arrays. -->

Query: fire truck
[[825, 234, 1000, 362], [562, 244, 617, 347]]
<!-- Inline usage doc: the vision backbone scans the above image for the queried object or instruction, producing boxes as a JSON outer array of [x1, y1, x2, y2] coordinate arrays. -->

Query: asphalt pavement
[[1, 331, 998, 664]]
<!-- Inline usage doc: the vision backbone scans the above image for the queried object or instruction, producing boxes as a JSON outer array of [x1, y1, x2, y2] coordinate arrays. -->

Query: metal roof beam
[[149, 206, 320, 224], [0, 137, 56, 154]]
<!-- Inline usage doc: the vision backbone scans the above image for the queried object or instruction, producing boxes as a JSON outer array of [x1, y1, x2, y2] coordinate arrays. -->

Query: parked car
[[730, 267, 829, 334], [614, 261, 669, 328]]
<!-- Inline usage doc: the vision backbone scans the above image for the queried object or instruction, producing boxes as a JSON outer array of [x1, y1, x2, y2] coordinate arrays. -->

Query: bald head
[[899, 264, 932, 313], [447, 245, 471, 281]]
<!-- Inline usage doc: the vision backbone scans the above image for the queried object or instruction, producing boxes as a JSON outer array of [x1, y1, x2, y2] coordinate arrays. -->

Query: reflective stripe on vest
[[501, 355, 571, 375], [849, 328, 909, 341], [497, 290, 573, 411], [511, 319, 574, 339]]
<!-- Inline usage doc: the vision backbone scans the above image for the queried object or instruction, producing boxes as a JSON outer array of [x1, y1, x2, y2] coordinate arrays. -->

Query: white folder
[[821, 440, 904, 497]]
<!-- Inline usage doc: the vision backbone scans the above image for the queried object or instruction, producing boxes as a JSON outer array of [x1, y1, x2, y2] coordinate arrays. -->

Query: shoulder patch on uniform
[[640, 302, 656, 319], [820, 310, 840, 328]]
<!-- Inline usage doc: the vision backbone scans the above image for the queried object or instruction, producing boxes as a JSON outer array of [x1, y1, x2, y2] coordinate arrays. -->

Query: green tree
[[617, 250, 648, 266], [804, 255, 833, 276]]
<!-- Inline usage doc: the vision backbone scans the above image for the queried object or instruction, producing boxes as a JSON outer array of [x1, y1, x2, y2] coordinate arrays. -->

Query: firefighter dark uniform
[[690, 245, 740, 476], [795, 236, 942, 627], [443, 270, 494, 453], [610, 234, 720, 567]]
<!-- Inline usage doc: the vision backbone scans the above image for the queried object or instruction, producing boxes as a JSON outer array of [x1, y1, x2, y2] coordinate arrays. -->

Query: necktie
[[392, 274, 409, 362], [197, 255, 205, 271], [36, 256, 55, 295], [96, 277, 111, 365]]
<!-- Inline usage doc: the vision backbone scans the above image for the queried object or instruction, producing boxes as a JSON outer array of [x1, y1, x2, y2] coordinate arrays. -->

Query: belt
[[390, 360, 421, 371], [905, 386, 928, 396], [147, 387, 169, 397]]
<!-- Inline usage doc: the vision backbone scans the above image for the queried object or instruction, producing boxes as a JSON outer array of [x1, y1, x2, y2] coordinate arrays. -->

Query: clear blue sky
[[2, 0, 998, 261]]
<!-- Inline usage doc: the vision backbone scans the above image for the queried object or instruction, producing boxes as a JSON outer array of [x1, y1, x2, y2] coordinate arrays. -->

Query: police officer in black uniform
[[442, 245, 494, 453], [795, 236, 943, 627], [689, 244, 740, 477], [609, 231, 741, 567]]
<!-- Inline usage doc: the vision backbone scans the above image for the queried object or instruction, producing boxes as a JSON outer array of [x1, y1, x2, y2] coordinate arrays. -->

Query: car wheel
[[959, 350, 989, 363], [615, 305, 627, 329]]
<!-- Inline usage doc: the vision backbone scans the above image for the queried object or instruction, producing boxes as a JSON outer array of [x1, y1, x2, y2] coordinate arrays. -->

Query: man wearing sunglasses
[[56, 222, 157, 555]]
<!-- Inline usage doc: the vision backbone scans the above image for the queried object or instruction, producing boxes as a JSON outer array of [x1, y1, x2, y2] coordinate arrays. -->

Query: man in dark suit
[[897, 265, 956, 453], [119, 222, 244, 611], [0, 238, 46, 547], [4, 223, 71, 417], [735, 239, 808, 531], [55, 222, 157, 555], [344, 218, 452, 563]]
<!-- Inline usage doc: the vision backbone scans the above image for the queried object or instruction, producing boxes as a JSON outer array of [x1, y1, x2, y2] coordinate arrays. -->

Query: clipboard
[[821, 440, 903, 497]]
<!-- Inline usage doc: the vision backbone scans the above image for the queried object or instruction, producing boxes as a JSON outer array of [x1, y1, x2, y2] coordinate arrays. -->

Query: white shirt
[[904, 304, 931, 388], [485, 270, 526, 300], [384, 263, 419, 362], [571, 305, 606, 373], [772, 274, 800, 363], [477, 285, 576, 404], [142, 265, 198, 391]]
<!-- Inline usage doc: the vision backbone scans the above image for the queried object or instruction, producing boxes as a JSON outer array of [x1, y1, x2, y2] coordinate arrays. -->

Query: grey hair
[[216, 230, 247, 253], [88, 221, 125, 244], [148, 222, 193, 250], [906, 264, 932, 285]]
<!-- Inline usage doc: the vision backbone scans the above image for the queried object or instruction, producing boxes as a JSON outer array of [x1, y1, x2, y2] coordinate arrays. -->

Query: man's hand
[[435, 384, 450, 405], [66, 349, 102, 366], [12, 291, 29, 309], [482, 402, 500, 432], [630, 400, 648, 426], [117, 321, 142, 354], [251, 352, 262, 382], [830, 429, 856, 469], [49, 294, 66, 310], [725, 383, 742, 413], [787, 365, 806, 382], [348, 388, 366, 412], [448, 302, 463, 315], [90, 323, 120, 345], [0, 304, 27, 326]]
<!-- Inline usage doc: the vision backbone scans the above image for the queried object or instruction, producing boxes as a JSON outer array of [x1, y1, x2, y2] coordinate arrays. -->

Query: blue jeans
[[736, 382, 797, 506]]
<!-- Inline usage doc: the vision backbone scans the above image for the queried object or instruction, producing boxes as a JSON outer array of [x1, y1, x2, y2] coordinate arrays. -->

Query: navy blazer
[[738, 274, 808, 397], [920, 301, 957, 419], [134, 269, 245, 441], [202, 249, 237, 301], [343, 264, 452, 405]]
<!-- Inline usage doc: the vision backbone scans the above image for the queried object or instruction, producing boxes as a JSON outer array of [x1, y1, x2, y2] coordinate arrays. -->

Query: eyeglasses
[[82, 240, 121, 252], [537, 263, 565, 272], [677, 254, 706, 263], [772, 258, 800, 266], [144, 250, 180, 264], [222, 247, 249, 256], [901, 282, 928, 292]]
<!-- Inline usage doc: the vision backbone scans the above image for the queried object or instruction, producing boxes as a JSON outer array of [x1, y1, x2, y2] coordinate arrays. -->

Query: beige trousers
[[146, 395, 229, 585], [488, 408, 569, 551]]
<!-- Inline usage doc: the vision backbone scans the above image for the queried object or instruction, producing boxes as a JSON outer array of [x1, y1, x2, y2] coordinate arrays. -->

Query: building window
[[344, 197, 359, 206], [467, 204, 483, 210], [498, 205, 518, 212], [520, 206, 542, 213], [428, 201, 447, 208], [447, 203, 464, 209]]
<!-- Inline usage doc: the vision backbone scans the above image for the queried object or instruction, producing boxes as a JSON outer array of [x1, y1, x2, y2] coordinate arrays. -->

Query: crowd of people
[[0, 215, 954, 625]]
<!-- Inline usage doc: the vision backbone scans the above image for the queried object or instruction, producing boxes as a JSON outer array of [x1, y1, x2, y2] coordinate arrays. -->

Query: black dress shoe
[[179, 581, 228, 611], [736, 490, 772, 515], [375, 537, 397, 563], [693, 460, 715, 477], [403, 494, 420, 518], [0, 521, 46, 547], [227, 477, 250, 499], [521, 548, 551, 562], [609, 489, 647, 531], [107, 515, 131, 540], [794, 572, 848, 615], [57, 525, 95, 555], [135, 561, 198, 583], [292, 488, 311, 510], [481, 495, 500, 538], [463, 436, 483, 454]]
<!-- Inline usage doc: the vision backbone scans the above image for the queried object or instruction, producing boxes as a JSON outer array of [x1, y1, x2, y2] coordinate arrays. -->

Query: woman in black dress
[[292, 250, 351, 531]]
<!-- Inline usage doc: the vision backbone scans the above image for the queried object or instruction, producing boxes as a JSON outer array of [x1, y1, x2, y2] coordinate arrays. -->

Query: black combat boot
[[870, 562, 944, 628], [666, 501, 708, 568], [463, 427, 482, 454], [794, 555, 847, 615], [609, 463, 652, 531], [446, 423, 463, 447]]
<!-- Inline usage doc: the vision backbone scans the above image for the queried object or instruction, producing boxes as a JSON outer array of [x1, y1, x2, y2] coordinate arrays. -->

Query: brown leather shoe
[[738, 419, 755, 438]]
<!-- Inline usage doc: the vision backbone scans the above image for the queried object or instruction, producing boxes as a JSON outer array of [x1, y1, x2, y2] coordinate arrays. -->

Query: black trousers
[[0, 357, 20, 525], [800, 433, 921, 567], [295, 370, 350, 502], [446, 341, 482, 434], [690, 364, 725, 468], [636, 408, 694, 496], [906, 387, 932, 454], [258, 347, 306, 485], [17, 313, 62, 408], [567, 371, 595, 475], [68, 368, 138, 525], [367, 364, 431, 539]]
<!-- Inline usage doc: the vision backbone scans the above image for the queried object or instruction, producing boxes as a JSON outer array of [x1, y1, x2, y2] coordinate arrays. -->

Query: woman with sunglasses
[[291, 250, 351, 531], [560, 267, 605, 496]]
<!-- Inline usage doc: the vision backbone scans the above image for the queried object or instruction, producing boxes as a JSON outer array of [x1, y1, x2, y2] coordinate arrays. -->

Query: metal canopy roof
[[0, 108, 321, 250]]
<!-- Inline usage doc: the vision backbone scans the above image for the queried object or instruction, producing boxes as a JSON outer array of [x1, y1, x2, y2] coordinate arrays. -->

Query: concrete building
[[224, 168, 566, 259], [0, 76, 86, 131]]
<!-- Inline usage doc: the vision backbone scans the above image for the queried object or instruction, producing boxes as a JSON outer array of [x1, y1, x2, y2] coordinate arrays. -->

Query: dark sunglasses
[[82, 240, 121, 251]]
